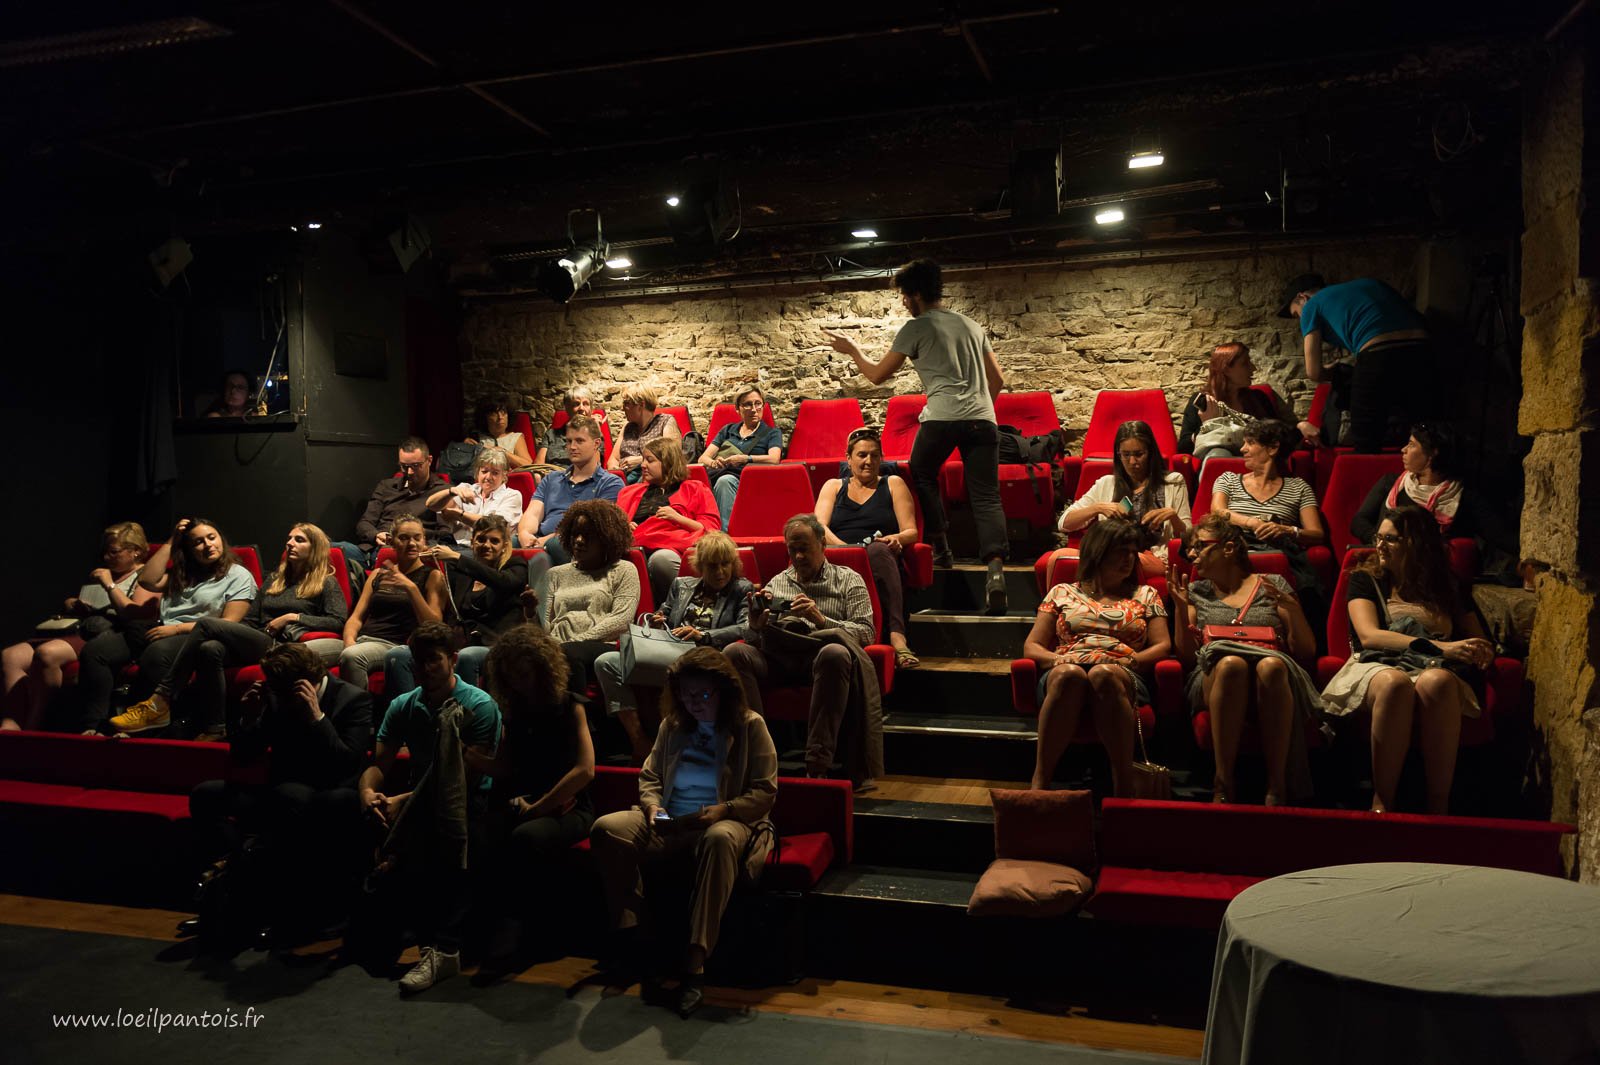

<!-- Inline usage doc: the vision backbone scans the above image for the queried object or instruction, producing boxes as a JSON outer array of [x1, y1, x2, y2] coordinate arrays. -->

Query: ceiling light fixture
[[536, 208, 609, 304], [851, 228, 878, 239], [1094, 206, 1126, 225], [1127, 152, 1164, 169], [305, 221, 323, 230], [605, 256, 632, 270], [1128, 129, 1164, 170], [665, 195, 681, 207]]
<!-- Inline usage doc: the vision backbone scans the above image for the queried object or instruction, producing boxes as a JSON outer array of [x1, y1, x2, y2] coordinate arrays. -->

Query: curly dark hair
[[475, 394, 511, 435], [1182, 513, 1255, 575], [1409, 422, 1459, 480], [893, 258, 943, 303], [658, 646, 748, 734], [483, 623, 570, 716], [1359, 507, 1460, 620], [557, 499, 633, 568], [1076, 516, 1144, 598]]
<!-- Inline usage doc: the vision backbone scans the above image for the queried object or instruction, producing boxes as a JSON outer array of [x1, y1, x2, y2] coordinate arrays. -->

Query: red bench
[[1088, 798, 1573, 928]]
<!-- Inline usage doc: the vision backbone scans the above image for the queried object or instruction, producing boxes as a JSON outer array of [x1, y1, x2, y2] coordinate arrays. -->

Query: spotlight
[[1094, 206, 1125, 225], [605, 256, 633, 269], [306, 221, 323, 229], [664, 175, 740, 250], [851, 228, 878, 239], [666, 195, 681, 207], [1128, 130, 1164, 170], [536, 208, 609, 304]]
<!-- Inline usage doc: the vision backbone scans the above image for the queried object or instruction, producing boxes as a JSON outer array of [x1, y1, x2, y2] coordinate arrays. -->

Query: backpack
[[996, 425, 1068, 503], [437, 440, 482, 484], [680, 430, 705, 465]]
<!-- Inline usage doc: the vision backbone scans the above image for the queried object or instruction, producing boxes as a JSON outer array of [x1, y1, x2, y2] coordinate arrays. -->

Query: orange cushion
[[968, 858, 1093, 918], [990, 788, 1095, 869]]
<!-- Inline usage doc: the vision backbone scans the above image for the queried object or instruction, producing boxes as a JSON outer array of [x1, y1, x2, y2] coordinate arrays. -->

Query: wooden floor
[[0, 893, 1203, 1059], [868, 773, 1023, 806]]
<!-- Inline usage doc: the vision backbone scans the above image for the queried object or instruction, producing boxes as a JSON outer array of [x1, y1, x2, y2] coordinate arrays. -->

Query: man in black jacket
[[333, 436, 451, 568], [184, 642, 373, 941]]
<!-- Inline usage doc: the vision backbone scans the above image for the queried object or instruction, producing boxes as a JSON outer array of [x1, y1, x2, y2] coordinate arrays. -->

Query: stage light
[[605, 256, 632, 269], [666, 195, 681, 207], [306, 221, 323, 229], [536, 208, 609, 304], [851, 228, 878, 239], [1128, 129, 1164, 170], [1094, 206, 1125, 225]]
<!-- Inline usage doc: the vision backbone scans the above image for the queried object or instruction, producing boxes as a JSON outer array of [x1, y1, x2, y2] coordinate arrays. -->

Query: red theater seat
[[727, 464, 817, 579], [658, 406, 695, 437], [508, 471, 536, 510], [231, 546, 264, 586], [550, 408, 615, 457], [786, 398, 866, 497], [1193, 457, 1247, 521], [940, 392, 1070, 535], [679, 546, 761, 583], [1321, 452, 1403, 561], [510, 411, 537, 456]]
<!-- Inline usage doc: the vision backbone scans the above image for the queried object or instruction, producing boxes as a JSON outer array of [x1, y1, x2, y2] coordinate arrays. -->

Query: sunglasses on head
[[847, 427, 881, 446]]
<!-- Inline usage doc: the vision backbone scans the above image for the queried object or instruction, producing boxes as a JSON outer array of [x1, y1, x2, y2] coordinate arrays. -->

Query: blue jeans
[[382, 644, 491, 699], [331, 541, 370, 569], [712, 473, 741, 530]]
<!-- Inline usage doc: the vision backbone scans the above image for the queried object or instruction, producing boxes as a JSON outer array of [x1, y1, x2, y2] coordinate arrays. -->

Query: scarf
[[1387, 472, 1463, 532]]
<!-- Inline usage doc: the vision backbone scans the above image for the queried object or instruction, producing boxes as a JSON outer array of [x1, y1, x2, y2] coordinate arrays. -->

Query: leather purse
[[1202, 578, 1282, 651], [619, 615, 694, 685], [1128, 705, 1171, 800]]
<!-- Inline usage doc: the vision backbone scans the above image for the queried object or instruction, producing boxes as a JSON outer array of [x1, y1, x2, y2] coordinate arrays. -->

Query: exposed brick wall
[[462, 240, 1417, 450]]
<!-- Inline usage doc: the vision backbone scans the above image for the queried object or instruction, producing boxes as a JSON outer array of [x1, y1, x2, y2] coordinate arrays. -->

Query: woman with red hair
[[1177, 342, 1293, 461]]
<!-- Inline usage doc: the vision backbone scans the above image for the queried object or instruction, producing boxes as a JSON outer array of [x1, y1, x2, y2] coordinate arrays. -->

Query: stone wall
[[461, 241, 1418, 447], [1519, 37, 1600, 880]]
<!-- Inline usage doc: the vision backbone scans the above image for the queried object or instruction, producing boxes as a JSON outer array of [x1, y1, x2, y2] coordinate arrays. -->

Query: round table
[[1202, 863, 1600, 1065]]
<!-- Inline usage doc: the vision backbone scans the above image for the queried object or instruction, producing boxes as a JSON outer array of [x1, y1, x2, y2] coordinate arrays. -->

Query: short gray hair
[[783, 513, 825, 543], [475, 449, 509, 474]]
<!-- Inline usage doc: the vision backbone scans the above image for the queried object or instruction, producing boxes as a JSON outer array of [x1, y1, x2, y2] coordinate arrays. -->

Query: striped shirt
[[1212, 472, 1316, 528], [760, 561, 876, 648]]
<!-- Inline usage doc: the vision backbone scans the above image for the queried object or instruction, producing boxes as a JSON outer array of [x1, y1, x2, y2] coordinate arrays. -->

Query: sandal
[[894, 648, 920, 670]]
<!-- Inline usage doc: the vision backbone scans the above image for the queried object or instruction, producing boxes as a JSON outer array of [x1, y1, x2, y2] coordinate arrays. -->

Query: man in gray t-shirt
[[825, 259, 1009, 614]]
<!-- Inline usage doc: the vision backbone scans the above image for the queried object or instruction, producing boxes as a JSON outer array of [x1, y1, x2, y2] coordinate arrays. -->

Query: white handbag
[[618, 614, 693, 685]]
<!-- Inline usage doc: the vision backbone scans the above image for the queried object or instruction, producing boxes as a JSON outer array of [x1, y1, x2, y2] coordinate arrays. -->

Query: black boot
[[984, 558, 1008, 615]]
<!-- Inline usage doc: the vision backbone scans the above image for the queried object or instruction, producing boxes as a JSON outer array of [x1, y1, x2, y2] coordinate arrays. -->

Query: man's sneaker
[[984, 562, 1008, 616], [399, 946, 460, 995], [930, 537, 955, 569], [108, 697, 170, 734]]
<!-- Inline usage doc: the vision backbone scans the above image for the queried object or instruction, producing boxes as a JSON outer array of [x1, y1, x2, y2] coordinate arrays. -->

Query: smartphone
[[653, 810, 672, 822], [1117, 496, 1135, 514]]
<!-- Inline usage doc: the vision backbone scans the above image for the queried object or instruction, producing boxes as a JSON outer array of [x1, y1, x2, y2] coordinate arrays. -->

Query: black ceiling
[[0, 1, 1569, 290]]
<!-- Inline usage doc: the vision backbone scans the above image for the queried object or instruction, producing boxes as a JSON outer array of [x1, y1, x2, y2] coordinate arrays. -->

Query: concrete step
[[886, 657, 1016, 715], [904, 611, 1036, 659], [853, 797, 996, 873], [905, 563, 1041, 616]]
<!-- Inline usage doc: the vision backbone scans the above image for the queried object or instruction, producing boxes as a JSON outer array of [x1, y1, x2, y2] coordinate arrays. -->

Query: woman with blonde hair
[[114, 522, 348, 738], [615, 436, 721, 604], [3, 522, 156, 730], [608, 384, 681, 483]]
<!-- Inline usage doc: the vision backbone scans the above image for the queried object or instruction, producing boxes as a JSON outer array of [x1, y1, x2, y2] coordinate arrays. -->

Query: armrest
[[865, 644, 896, 697], [1010, 658, 1039, 714], [1152, 658, 1183, 718], [297, 631, 341, 642]]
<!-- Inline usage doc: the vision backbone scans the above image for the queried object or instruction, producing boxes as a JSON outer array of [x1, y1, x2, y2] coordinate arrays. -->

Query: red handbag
[[1202, 578, 1282, 650]]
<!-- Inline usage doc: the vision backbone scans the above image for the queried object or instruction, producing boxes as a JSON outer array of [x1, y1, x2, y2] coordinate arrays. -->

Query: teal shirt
[[1299, 279, 1425, 354], [377, 679, 502, 791]]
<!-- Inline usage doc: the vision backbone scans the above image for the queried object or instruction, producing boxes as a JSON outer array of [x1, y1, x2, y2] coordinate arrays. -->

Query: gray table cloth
[[1203, 862, 1600, 1065]]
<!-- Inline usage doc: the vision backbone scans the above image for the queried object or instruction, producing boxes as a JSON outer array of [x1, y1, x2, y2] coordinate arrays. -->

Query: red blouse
[[615, 479, 722, 554]]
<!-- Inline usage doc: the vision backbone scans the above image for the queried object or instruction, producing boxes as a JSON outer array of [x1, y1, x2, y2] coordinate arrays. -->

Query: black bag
[[680, 430, 705, 464], [996, 425, 1067, 503], [438, 440, 482, 484]]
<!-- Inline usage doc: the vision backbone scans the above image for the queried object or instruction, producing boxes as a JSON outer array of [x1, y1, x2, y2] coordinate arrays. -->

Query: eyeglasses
[[738, 400, 765, 409], [1117, 450, 1148, 461], [1186, 538, 1223, 559], [678, 687, 718, 704], [398, 461, 426, 472], [846, 427, 881, 445], [1374, 533, 1402, 545]]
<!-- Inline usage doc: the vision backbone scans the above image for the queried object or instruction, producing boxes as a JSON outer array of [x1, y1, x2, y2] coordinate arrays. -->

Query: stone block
[[1522, 200, 1582, 316], [1520, 428, 1600, 579], [1518, 295, 1600, 435]]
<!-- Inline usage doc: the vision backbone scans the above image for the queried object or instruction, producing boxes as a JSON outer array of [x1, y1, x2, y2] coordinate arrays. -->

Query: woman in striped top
[[1209, 419, 1324, 593]]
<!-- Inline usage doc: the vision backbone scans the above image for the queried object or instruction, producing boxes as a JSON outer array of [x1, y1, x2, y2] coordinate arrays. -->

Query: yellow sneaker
[[108, 696, 170, 734]]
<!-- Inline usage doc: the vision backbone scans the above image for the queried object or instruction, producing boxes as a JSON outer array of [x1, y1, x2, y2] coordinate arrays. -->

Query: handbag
[[619, 614, 694, 685], [1202, 578, 1283, 651], [1128, 702, 1171, 800], [34, 616, 81, 636]]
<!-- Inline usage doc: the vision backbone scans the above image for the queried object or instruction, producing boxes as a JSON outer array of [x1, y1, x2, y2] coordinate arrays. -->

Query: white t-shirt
[[890, 308, 995, 423], [453, 482, 525, 545], [1060, 472, 1192, 533]]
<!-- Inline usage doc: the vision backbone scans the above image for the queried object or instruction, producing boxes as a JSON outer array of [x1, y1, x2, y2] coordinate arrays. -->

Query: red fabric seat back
[[512, 547, 545, 563], [1073, 459, 1115, 498], [624, 548, 654, 617], [726, 464, 816, 537], [994, 391, 1062, 437], [326, 548, 355, 609], [510, 411, 537, 456], [1193, 457, 1249, 520], [1083, 389, 1179, 459], [0, 732, 232, 794], [881, 395, 930, 461], [1035, 552, 1169, 601], [658, 406, 695, 436], [0, 731, 112, 786], [787, 398, 865, 461], [232, 546, 264, 586], [685, 465, 710, 487], [1323, 453, 1403, 559], [590, 765, 643, 816], [507, 471, 536, 510], [824, 545, 884, 642], [1100, 798, 1571, 878], [678, 546, 761, 584], [706, 401, 777, 440]]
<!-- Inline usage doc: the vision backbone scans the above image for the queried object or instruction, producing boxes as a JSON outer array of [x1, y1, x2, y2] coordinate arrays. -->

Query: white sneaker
[[399, 946, 460, 994]]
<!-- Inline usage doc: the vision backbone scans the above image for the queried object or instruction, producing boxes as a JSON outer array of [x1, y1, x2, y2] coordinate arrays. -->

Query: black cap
[[1277, 273, 1325, 318]]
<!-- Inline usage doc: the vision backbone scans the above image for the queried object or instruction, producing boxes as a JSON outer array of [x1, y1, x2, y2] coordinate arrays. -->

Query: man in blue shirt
[[359, 622, 502, 994], [1280, 273, 1433, 452], [516, 414, 623, 565]]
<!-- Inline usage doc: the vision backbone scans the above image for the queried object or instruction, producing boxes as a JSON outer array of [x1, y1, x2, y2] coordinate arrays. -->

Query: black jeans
[[1348, 338, 1433, 453], [156, 618, 275, 730], [909, 418, 1008, 561], [77, 627, 183, 732]]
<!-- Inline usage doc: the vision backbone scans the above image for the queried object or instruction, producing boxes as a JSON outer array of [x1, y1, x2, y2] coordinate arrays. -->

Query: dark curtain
[[405, 280, 464, 452]]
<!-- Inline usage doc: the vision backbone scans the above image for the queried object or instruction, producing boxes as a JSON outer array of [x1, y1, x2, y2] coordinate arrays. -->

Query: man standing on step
[[825, 258, 1009, 614]]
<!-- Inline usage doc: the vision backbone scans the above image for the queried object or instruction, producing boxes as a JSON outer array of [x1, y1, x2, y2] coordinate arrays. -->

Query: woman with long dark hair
[[1322, 507, 1494, 813], [589, 647, 777, 1018], [83, 519, 257, 738], [465, 394, 534, 468], [1057, 420, 1190, 576], [1027, 518, 1171, 795], [339, 515, 446, 693]]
